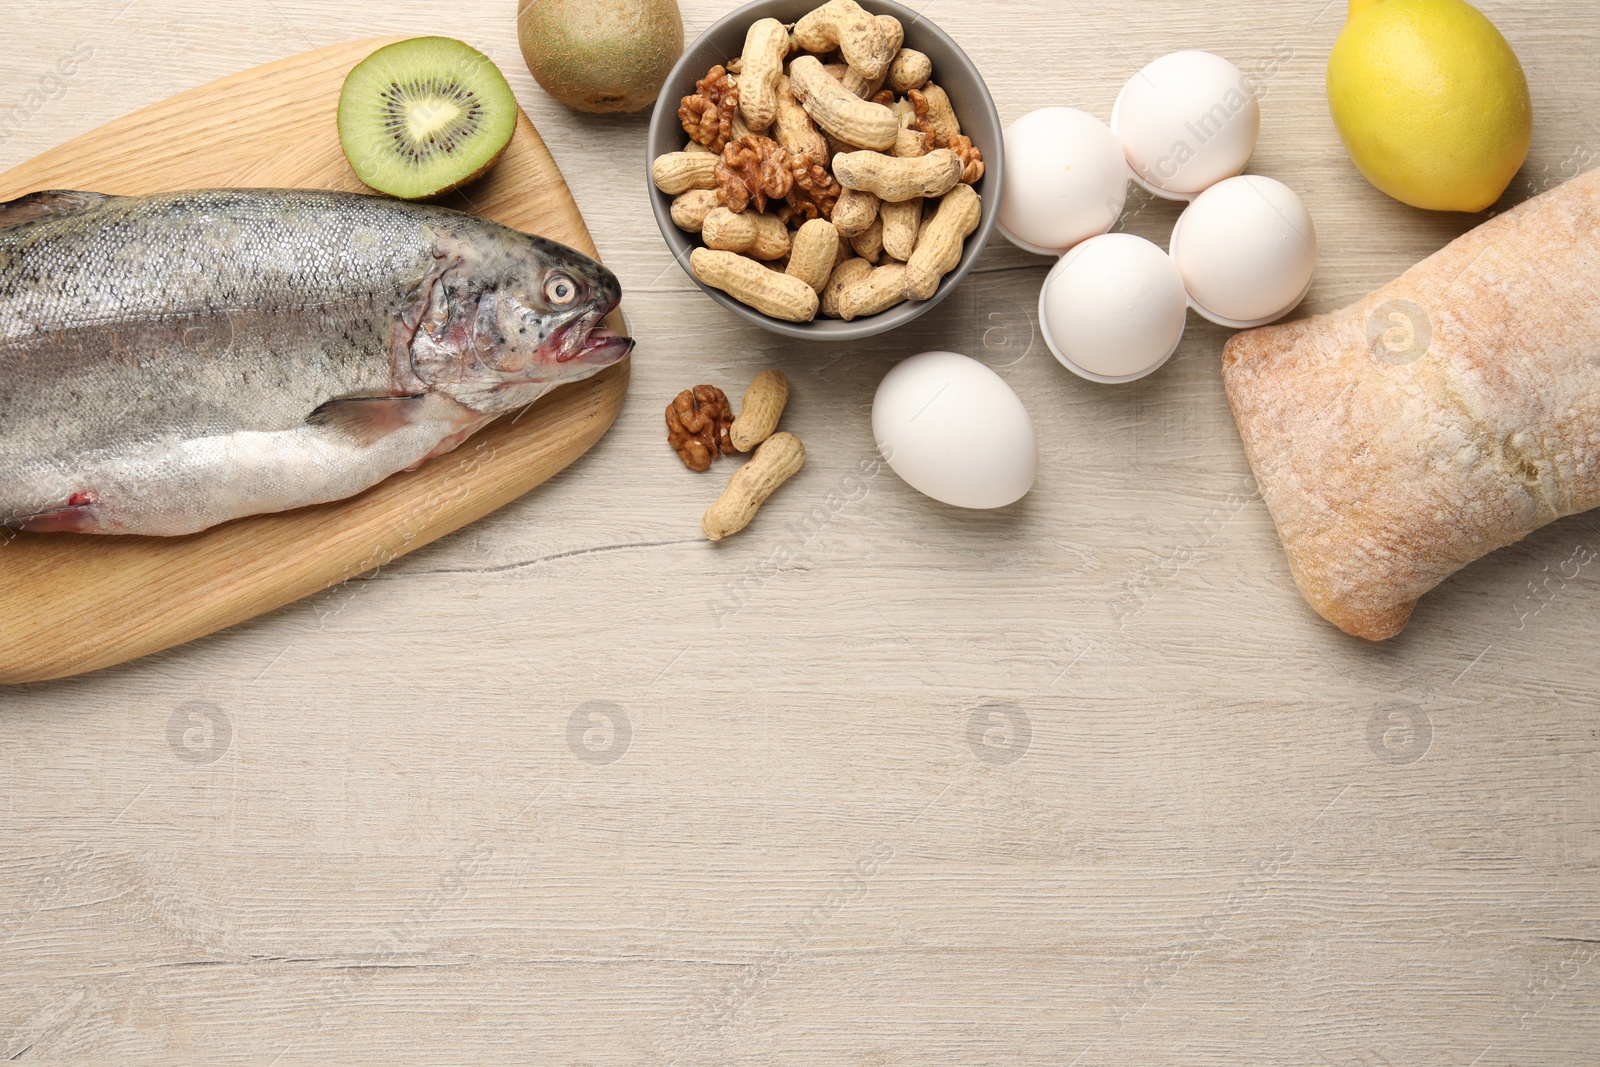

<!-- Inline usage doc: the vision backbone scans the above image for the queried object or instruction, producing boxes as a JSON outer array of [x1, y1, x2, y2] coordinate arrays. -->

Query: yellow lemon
[[1327, 0, 1533, 212]]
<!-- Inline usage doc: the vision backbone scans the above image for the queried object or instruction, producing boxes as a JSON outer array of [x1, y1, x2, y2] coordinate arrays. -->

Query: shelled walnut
[[786, 152, 842, 223], [679, 66, 740, 153], [948, 134, 985, 184], [666, 385, 735, 472], [716, 135, 795, 214]]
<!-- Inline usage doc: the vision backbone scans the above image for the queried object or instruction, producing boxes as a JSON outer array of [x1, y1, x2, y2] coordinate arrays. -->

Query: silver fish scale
[[0, 189, 427, 337], [0, 190, 438, 462], [0, 187, 630, 534]]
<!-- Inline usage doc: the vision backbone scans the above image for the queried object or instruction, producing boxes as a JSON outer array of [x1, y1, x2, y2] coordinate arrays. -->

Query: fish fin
[[406, 413, 498, 469], [305, 395, 431, 447], [0, 190, 114, 230], [6, 493, 102, 534], [15, 508, 97, 534]]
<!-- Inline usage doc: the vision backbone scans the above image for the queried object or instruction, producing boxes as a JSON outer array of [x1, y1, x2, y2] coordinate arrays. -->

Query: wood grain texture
[[0, 38, 630, 684], [2, 2, 1598, 1065]]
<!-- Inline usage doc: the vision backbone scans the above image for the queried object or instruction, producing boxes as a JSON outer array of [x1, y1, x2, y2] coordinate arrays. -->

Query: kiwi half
[[338, 37, 518, 201]]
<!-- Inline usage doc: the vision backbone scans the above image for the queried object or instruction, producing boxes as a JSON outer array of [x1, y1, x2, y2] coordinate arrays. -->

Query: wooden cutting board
[[0, 38, 630, 685]]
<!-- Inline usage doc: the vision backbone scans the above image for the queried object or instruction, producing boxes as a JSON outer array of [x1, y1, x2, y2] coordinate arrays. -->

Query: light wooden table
[[3, 1, 1598, 1063]]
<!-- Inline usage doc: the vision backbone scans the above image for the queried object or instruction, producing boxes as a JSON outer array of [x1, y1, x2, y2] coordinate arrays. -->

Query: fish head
[[407, 226, 634, 415]]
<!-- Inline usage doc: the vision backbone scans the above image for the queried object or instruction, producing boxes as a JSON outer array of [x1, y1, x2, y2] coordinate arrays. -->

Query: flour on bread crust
[[1222, 166, 1600, 640]]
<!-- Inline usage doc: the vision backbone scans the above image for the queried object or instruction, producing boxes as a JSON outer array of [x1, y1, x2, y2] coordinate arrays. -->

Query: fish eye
[[544, 272, 578, 306]]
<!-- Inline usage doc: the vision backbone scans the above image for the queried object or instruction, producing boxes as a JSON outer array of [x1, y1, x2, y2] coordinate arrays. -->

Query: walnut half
[[786, 152, 842, 225], [716, 135, 794, 215], [680, 65, 740, 154], [666, 385, 735, 472], [949, 134, 985, 184]]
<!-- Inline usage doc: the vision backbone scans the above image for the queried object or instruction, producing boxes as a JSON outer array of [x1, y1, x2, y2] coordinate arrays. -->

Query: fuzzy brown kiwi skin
[[517, 0, 684, 114]]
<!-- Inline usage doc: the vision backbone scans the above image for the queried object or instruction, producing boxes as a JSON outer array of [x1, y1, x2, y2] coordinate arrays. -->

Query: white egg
[[1112, 51, 1260, 199], [1038, 233, 1190, 383], [872, 351, 1037, 509], [1169, 175, 1317, 327], [998, 107, 1129, 257]]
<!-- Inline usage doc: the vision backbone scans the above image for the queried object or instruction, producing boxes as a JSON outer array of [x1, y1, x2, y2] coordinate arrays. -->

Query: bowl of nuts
[[647, 0, 1003, 339]]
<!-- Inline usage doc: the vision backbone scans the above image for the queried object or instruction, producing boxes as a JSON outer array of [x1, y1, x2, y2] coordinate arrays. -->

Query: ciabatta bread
[[1222, 167, 1600, 640]]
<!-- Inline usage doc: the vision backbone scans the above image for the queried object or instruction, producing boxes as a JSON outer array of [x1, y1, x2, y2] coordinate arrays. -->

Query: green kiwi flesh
[[338, 37, 518, 201]]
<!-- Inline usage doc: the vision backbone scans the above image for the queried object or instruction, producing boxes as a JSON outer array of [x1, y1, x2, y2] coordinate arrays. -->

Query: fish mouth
[[574, 326, 634, 365], [553, 311, 634, 367]]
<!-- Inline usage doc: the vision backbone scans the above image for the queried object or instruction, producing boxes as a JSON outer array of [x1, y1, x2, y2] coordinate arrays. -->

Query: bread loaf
[[1222, 166, 1600, 640]]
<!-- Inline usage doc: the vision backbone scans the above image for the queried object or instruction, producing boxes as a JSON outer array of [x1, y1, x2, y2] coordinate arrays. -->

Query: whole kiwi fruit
[[518, 0, 684, 114]]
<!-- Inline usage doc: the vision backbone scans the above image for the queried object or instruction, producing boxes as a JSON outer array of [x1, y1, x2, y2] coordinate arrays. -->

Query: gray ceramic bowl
[[646, 0, 1003, 340]]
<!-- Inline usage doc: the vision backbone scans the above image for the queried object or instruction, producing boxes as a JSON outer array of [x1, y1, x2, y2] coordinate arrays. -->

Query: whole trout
[[0, 188, 632, 535]]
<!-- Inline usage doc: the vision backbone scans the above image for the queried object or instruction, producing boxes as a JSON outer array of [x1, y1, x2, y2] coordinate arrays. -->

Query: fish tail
[[0, 190, 112, 231]]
